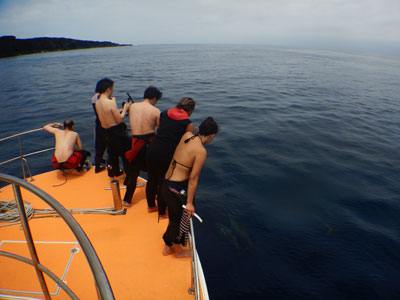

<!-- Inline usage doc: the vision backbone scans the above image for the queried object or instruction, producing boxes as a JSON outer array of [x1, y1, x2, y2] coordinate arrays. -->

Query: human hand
[[123, 102, 131, 111], [185, 203, 195, 219]]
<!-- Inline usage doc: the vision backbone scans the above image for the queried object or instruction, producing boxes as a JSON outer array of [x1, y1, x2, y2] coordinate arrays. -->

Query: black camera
[[122, 92, 134, 108], [127, 92, 134, 103]]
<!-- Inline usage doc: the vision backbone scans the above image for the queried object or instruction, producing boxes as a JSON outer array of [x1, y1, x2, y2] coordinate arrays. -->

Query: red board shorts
[[52, 152, 82, 169]]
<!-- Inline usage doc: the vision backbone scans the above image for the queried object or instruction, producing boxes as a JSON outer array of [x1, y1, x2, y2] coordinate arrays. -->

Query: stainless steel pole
[[13, 184, 52, 300]]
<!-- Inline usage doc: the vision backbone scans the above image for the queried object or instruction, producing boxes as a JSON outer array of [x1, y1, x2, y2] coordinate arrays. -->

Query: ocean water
[[1, 45, 400, 299]]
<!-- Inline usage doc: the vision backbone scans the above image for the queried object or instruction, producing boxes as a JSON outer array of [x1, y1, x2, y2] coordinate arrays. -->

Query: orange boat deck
[[0, 169, 195, 299]]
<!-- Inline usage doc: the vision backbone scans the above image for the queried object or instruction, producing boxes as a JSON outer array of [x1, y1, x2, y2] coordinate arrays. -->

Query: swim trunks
[[125, 133, 154, 163], [52, 152, 82, 170]]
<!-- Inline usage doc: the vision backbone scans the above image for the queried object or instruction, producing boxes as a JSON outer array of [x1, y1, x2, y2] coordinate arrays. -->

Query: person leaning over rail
[[161, 117, 218, 258], [43, 120, 91, 174]]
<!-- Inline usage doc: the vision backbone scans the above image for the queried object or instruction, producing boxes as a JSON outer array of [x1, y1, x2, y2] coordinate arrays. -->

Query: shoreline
[[0, 35, 133, 58]]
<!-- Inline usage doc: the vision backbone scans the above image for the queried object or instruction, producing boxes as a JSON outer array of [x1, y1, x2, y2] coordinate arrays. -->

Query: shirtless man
[[95, 78, 131, 177], [43, 120, 91, 173], [122, 86, 162, 207]]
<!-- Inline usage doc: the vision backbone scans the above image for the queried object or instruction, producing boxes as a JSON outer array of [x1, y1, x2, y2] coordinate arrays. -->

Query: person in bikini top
[[162, 117, 219, 258]]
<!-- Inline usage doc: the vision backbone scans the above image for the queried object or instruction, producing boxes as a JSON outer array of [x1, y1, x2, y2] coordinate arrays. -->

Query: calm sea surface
[[1, 45, 400, 299]]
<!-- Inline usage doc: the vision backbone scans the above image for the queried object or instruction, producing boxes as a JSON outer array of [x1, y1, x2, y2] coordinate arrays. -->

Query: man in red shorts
[[43, 120, 91, 173]]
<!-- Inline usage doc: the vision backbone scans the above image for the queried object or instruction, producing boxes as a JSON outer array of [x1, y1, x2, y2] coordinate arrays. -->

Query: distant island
[[0, 36, 132, 58]]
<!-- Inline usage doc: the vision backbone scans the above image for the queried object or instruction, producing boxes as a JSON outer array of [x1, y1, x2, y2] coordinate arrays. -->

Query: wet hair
[[96, 78, 114, 94], [177, 97, 195, 113], [63, 120, 74, 129], [144, 86, 162, 101], [198, 117, 218, 136]]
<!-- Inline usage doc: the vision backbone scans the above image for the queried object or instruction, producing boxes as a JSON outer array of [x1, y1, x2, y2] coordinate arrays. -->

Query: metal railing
[[188, 215, 209, 300], [0, 128, 54, 181], [0, 173, 115, 300], [189, 219, 201, 299]]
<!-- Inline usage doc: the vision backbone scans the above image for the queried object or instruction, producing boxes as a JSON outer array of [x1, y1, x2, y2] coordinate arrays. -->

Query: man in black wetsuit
[[94, 78, 131, 178], [122, 86, 162, 208]]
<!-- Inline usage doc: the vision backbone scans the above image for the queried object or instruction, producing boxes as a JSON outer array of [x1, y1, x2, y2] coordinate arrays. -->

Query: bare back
[[95, 95, 122, 129], [166, 132, 207, 183], [53, 130, 79, 162], [129, 101, 160, 135]]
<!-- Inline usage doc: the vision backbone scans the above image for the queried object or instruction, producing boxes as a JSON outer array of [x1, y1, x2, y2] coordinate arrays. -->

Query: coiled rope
[[0, 200, 34, 225]]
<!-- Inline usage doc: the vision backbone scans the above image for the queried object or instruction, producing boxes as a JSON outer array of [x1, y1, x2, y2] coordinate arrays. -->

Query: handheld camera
[[127, 92, 134, 103], [122, 92, 134, 108]]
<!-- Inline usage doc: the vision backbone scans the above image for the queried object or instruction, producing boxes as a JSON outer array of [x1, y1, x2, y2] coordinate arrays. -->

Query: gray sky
[[1, 0, 399, 55]]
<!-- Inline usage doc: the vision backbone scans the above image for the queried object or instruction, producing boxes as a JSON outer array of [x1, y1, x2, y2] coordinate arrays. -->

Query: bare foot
[[71, 169, 82, 176], [174, 244, 192, 258], [148, 206, 157, 213], [162, 245, 175, 256], [175, 249, 191, 258], [159, 214, 168, 220], [122, 201, 133, 207]]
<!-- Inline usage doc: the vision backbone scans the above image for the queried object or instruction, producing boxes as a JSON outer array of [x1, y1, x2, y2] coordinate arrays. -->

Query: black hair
[[144, 86, 162, 101], [177, 97, 195, 113], [96, 78, 114, 94], [198, 117, 218, 136], [63, 119, 74, 129], [94, 80, 101, 93]]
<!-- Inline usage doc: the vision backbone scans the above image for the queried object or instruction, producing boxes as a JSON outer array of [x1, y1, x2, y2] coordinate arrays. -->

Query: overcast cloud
[[1, 0, 399, 54]]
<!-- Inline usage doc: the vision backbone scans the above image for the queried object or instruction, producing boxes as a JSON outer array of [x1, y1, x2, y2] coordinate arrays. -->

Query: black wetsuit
[[91, 95, 107, 169], [123, 133, 154, 204], [162, 154, 196, 247], [104, 123, 130, 176], [161, 177, 190, 247], [146, 110, 191, 212]]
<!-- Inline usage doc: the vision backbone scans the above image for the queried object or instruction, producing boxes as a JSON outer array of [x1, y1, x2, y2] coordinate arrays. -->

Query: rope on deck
[[0, 200, 34, 224], [0, 200, 124, 228]]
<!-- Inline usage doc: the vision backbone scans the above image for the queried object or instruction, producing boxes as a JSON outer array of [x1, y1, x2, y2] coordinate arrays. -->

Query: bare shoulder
[[147, 103, 160, 117], [182, 131, 193, 140], [65, 131, 79, 139], [197, 145, 207, 157], [129, 102, 138, 112], [99, 97, 116, 108], [52, 128, 62, 136], [131, 101, 146, 111], [152, 105, 160, 114]]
